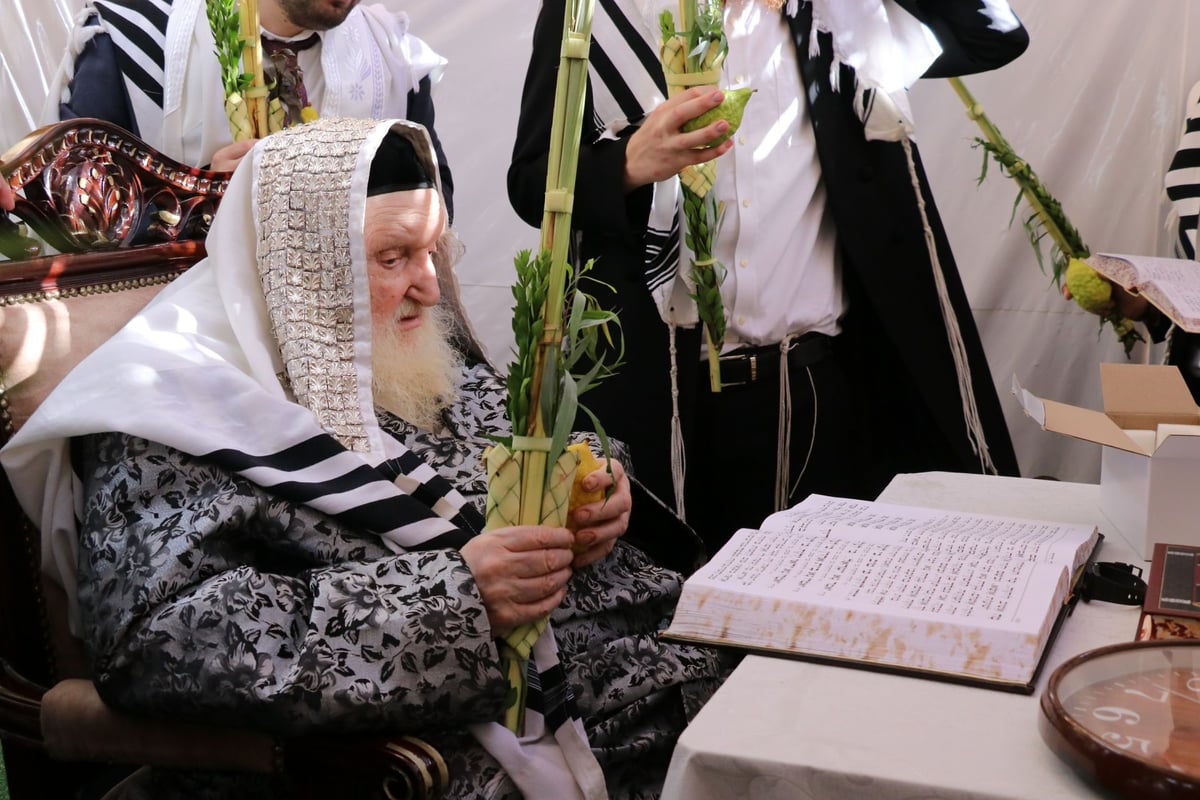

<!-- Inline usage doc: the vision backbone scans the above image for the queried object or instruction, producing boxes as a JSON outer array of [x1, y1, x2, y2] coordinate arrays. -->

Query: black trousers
[[683, 335, 868, 553]]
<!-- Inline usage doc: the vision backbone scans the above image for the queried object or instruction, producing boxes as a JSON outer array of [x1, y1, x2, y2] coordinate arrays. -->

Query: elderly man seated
[[1, 117, 731, 799]]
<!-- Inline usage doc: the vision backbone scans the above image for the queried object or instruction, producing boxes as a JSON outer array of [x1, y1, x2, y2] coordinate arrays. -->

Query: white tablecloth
[[661, 471, 1142, 800]]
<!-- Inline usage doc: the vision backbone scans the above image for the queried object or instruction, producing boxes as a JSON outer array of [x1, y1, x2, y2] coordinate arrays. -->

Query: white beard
[[371, 302, 463, 430]]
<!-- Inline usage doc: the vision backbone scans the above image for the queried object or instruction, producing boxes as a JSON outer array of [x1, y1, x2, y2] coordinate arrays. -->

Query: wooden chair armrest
[[41, 678, 277, 772], [0, 670, 448, 799], [284, 734, 450, 800], [0, 658, 45, 749]]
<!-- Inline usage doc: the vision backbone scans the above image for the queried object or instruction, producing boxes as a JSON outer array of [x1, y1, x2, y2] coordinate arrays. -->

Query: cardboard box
[[1012, 364, 1200, 560]]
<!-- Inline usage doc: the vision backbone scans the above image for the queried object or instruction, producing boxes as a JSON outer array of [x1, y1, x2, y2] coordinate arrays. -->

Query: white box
[[1013, 363, 1200, 560]]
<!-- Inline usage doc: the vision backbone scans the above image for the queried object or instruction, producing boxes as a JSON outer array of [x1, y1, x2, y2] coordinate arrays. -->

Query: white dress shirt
[[713, 0, 844, 348]]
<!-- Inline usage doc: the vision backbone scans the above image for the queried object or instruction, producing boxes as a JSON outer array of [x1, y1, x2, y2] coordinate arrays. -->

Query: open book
[[1089, 253, 1200, 332], [663, 494, 1100, 692]]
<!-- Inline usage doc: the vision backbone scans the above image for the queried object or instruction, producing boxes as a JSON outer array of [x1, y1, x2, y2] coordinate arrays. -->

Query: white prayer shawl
[[0, 116, 604, 800], [42, 0, 447, 168]]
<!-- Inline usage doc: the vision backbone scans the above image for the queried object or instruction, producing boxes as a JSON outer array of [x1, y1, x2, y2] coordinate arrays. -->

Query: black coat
[[508, 0, 1025, 528]]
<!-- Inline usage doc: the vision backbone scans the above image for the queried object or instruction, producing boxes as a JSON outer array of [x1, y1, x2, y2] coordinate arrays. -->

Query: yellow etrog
[[682, 87, 755, 148], [1065, 258, 1112, 315]]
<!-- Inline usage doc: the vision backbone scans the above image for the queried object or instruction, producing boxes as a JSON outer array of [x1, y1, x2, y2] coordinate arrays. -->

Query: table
[[661, 471, 1144, 800]]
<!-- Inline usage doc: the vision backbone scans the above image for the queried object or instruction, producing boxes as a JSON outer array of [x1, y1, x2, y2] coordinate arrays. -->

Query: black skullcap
[[367, 132, 435, 196]]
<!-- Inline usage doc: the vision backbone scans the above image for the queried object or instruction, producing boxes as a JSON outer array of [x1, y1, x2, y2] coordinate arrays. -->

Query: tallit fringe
[[774, 338, 822, 511], [775, 339, 793, 512], [668, 323, 687, 519], [788, 366, 820, 502], [39, 8, 102, 122], [900, 136, 996, 475]]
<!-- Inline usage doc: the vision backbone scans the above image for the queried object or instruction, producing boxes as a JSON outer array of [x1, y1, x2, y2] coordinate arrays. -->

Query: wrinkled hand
[[623, 86, 735, 192], [209, 139, 257, 173], [460, 525, 575, 638], [569, 458, 631, 568]]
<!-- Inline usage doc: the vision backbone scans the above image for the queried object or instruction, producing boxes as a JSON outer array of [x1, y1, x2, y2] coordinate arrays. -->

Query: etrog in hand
[[567, 443, 605, 552], [682, 87, 755, 148], [1065, 257, 1112, 315]]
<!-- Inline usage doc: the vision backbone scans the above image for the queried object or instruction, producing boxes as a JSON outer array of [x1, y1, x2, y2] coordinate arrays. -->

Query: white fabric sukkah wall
[[3, 0, 1198, 483]]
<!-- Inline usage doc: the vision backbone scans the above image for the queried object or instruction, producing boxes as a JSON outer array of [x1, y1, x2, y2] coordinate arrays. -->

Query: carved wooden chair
[[0, 119, 451, 799]]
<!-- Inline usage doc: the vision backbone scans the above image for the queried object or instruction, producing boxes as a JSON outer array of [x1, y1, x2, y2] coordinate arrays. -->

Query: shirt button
[[737, 136, 746, 145], [742, 199, 751, 208], [739, 259, 748, 268], [737, 315, 747, 325], [735, 74, 746, 84]]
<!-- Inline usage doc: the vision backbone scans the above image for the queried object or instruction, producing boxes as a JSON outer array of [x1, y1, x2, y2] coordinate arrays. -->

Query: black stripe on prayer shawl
[[525, 659, 575, 731], [589, 44, 647, 128], [107, 0, 170, 34], [343, 495, 475, 544], [1169, 148, 1200, 173], [1177, 214, 1198, 260], [212, 432, 349, 471], [93, 0, 169, 107], [383, 450, 485, 534], [598, 0, 666, 97], [201, 433, 481, 540], [645, 222, 681, 291], [93, 0, 169, 61], [1168, 183, 1200, 201]]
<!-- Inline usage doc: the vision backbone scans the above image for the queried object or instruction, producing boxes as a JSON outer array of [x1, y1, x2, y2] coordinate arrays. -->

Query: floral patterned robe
[[73, 364, 734, 798]]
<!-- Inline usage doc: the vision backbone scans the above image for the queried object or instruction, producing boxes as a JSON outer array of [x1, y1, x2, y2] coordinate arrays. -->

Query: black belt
[[716, 333, 834, 389]]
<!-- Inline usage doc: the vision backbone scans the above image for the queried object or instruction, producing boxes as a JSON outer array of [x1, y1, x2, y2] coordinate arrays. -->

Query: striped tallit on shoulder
[[66, 0, 177, 151], [90, 0, 173, 109], [202, 432, 482, 548], [1165, 80, 1200, 260], [588, 0, 690, 319]]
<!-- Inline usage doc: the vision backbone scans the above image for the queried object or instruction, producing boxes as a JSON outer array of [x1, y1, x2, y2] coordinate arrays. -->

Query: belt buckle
[[718, 351, 757, 388]]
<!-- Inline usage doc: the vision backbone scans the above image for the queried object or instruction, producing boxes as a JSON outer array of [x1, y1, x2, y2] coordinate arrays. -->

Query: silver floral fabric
[[73, 364, 734, 798], [255, 119, 374, 452]]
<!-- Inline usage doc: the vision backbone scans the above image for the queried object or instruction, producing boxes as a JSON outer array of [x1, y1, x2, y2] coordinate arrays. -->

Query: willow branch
[[948, 76, 1077, 259]]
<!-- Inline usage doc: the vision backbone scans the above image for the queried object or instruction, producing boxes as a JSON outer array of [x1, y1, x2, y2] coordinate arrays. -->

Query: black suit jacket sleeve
[[507, 1, 649, 247], [895, 0, 1030, 78]]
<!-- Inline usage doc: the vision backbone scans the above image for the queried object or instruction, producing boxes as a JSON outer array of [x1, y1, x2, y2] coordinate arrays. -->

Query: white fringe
[[668, 323, 687, 519], [788, 366, 819, 502], [775, 338, 794, 511], [900, 136, 996, 475]]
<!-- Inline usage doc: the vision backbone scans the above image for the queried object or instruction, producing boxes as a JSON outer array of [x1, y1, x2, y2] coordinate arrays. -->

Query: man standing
[[1, 118, 727, 798], [509, 0, 1027, 552], [43, 0, 454, 214]]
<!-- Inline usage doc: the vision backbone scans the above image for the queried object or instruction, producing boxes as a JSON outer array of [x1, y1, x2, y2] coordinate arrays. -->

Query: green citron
[[1065, 257, 1112, 315], [682, 87, 755, 148]]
